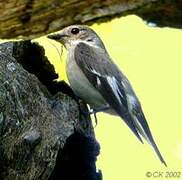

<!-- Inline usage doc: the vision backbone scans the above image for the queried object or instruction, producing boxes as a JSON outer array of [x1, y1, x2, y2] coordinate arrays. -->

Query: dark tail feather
[[135, 112, 167, 166], [150, 136, 167, 166]]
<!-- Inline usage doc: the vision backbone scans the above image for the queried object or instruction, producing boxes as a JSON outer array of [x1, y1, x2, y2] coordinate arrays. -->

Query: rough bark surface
[[0, 0, 182, 39], [0, 41, 101, 180]]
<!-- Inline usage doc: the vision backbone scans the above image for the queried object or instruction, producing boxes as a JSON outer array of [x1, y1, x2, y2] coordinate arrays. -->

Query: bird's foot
[[78, 102, 110, 127], [89, 109, 98, 126], [89, 105, 110, 126]]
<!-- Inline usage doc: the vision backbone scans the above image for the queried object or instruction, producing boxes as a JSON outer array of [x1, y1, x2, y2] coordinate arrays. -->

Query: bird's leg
[[89, 108, 98, 126], [90, 105, 111, 126], [78, 102, 111, 126]]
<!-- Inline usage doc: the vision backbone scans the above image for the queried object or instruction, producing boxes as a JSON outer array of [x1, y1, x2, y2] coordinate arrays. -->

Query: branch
[[0, 0, 181, 39]]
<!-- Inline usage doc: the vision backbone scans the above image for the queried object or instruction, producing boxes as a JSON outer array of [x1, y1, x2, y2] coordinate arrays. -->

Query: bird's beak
[[47, 33, 68, 41]]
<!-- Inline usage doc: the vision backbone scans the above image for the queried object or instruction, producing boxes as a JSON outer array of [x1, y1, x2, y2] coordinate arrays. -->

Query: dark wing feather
[[74, 42, 142, 142]]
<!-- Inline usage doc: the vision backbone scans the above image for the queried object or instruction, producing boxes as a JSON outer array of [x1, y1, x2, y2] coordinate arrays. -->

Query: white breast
[[66, 46, 107, 109]]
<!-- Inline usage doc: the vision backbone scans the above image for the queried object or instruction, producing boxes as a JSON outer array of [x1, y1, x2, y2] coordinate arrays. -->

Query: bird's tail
[[132, 112, 167, 166], [149, 136, 167, 166]]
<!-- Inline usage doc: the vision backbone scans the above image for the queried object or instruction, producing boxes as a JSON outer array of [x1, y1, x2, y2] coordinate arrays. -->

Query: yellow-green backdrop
[[33, 15, 182, 180]]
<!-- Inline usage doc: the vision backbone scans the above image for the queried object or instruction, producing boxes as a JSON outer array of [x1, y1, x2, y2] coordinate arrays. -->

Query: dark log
[[0, 41, 101, 180], [0, 0, 182, 39]]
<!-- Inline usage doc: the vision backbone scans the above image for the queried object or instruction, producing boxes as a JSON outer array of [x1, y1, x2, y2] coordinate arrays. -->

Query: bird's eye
[[71, 28, 79, 35]]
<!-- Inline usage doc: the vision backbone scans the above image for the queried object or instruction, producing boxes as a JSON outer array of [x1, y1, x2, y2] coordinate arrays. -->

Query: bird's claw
[[89, 105, 110, 127], [89, 109, 98, 127]]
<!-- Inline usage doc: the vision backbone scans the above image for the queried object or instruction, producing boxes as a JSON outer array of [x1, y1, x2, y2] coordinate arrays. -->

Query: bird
[[47, 25, 166, 166]]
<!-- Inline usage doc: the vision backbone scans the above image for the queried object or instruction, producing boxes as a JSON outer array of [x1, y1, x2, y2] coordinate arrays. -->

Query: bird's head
[[47, 25, 106, 50]]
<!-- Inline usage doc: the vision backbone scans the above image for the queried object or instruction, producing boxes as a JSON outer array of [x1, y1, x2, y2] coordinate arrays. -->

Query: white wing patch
[[90, 68, 101, 76], [97, 77, 101, 86], [107, 76, 124, 104], [127, 95, 137, 110], [90, 69, 125, 105]]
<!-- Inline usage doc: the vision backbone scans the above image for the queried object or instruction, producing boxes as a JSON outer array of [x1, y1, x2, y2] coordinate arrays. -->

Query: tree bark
[[0, 41, 101, 180], [0, 0, 182, 39]]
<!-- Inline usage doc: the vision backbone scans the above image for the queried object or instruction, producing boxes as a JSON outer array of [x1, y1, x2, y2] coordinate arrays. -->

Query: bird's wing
[[74, 42, 143, 142], [74, 42, 166, 165]]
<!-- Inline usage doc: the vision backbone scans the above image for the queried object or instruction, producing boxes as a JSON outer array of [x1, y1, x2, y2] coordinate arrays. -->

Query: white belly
[[66, 53, 107, 108]]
